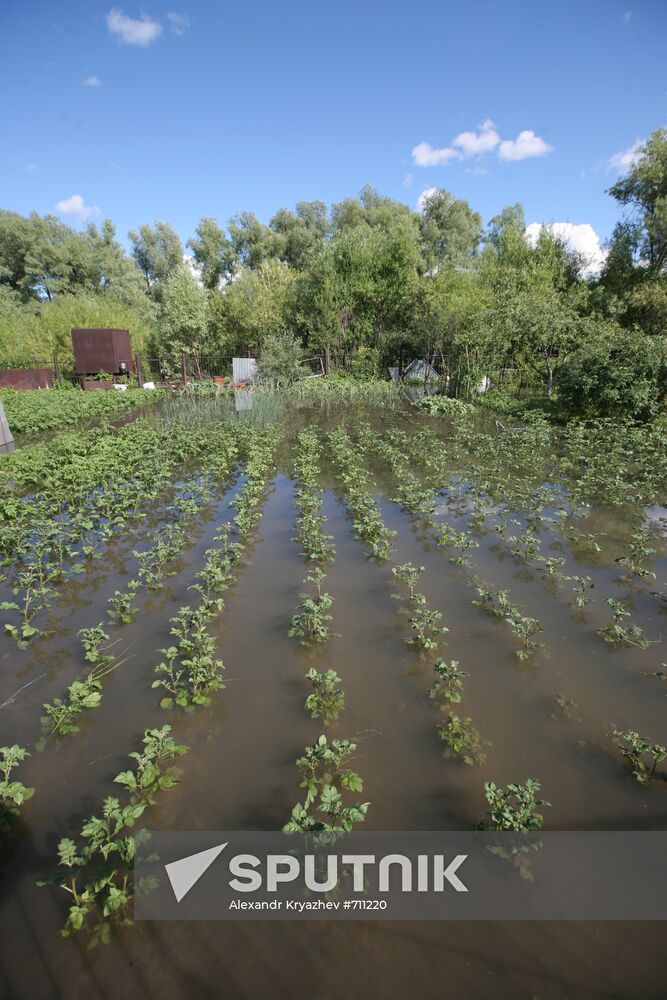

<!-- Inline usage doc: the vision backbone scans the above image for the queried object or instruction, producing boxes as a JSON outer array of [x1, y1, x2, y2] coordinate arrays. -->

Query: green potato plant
[[438, 713, 488, 766], [614, 526, 656, 586], [305, 668, 345, 723], [406, 604, 448, 651], [283, 735, 368, 840], [597, 598, 650, 648], [0, 745, 34, 812], [327, 427, 396, 561], [437, 524, 479, 565], [391, 562, 426, 603], [569, 575, 594, 608], [428, 659, 468, 706], [477, 779, 550, 831], [612, 730, 666, 783]]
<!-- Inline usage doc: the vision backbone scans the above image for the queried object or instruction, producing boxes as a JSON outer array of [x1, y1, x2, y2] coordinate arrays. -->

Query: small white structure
[[113, 383, 128, 391], [476, 376, 491, 395], [232, 358, 257, 384], [142, 381, 156, 390], [404, 358, 438, 382], [0, 400, 15, 453]]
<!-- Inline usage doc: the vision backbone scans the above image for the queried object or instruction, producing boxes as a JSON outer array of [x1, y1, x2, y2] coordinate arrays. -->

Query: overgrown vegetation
[[4, 128, 666, 416]]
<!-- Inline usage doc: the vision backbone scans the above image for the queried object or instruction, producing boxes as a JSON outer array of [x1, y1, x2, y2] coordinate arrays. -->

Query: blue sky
[[1, 0, 665, 262]]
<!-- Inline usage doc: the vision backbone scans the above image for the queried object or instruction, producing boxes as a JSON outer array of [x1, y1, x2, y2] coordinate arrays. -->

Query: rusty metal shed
[[71, 328, 133, 375], [0, 368, 53, 389]]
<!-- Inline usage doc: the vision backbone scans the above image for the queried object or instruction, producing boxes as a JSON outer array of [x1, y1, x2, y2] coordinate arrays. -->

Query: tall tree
[[419, 188, 482, 270], [188, 217, 231, 291], [269, 201, 329, 270], [128, 221, 183, 296], [608, 128, 667, 276], [158, 264, 208, 368]]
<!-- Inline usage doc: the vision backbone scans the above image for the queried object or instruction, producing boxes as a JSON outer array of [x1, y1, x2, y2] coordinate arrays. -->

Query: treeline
[[1, 128, 666, 417]]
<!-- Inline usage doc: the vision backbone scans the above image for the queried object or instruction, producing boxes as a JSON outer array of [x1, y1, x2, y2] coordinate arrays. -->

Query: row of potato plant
[[38, 427, 244, 737], [326, 426, 396, 560], [284, 428, 368, 838], [38, 424, 278, 941], [337, 426, 555, 830], [0, 421, 243, 647]]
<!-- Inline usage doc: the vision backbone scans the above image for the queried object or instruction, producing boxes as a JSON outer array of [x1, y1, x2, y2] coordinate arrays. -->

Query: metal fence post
[[181, 353, 188, 390], [135, 353, 143, 388]]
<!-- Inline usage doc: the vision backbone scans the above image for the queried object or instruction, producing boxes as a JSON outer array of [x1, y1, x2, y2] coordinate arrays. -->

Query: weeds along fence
[[0, 349, 519, 399]]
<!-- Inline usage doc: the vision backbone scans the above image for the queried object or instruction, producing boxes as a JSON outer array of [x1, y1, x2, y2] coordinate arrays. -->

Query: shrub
[[418, 395, 473, 416], [556, 330, 667, 420], [256, 332, 305, 387]]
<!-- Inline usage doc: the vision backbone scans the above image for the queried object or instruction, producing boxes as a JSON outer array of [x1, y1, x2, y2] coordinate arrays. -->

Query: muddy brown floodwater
[[0, 398, 666, 999]]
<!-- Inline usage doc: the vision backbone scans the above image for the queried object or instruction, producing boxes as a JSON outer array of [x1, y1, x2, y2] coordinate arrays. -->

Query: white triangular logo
[[165, 842, 228, 902]]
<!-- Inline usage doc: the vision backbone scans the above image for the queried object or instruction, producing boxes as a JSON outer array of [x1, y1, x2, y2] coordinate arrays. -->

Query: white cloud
[[55, 194, 100, 221], [498, 130, 553, 161], [402, 172, 413, 187], [414, 121, 553, 168], [452, 118, 500, 157], [166, 11, 189, 35], [465, 166, 489, 176], [25, 163, 39, 172], [412, 141, 460, 167], [417, 187, 439, 211], [106, 8, 162, 46], [525, 221, 606, 277], [83, 75, 101, 87], [608, 140, 643, 172]]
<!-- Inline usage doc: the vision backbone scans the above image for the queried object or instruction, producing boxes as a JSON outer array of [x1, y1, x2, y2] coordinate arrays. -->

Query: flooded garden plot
[[1, 389, 666, 999]]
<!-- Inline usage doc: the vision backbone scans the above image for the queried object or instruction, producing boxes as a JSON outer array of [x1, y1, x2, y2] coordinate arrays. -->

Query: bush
[[256, 332, 305, 387], [556, 331, 667, 420], [418, 395, 473, 416]]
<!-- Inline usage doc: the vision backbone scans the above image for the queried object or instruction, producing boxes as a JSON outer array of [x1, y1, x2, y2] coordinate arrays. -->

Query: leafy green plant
[[615, 526, 656, 585], [507, 528, 541, 563], [42, 660, 117, 735], [114, 725, 188, 804], [418, 395, 473, 416], [612, 730, 666, 783], [428, 659, 468, 706], [437, 524, 479, 565], [0, 745, 34, 812], [597, 598, 650, 648], [394, 473, 436, 517], [283, 735, 368, 840], [472, 584, 519, 620], [289, 591, 333, 644], [569, 575, 594, 608], [438, 713, 487, 766], [477, 779, 550, 831], [1, 563, 58, 646], [153, 605, 225, 708], [406, 604, 448, 650], [327, 427, 396, 561], [107, 587, 139, 625], [505, 614, 544, 661], [134, 524, 186, 590], [39, 727, 187, 939], [78, 625, 114, 665], [392, 562, 425, 603], [305, 668, 345, 723]]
